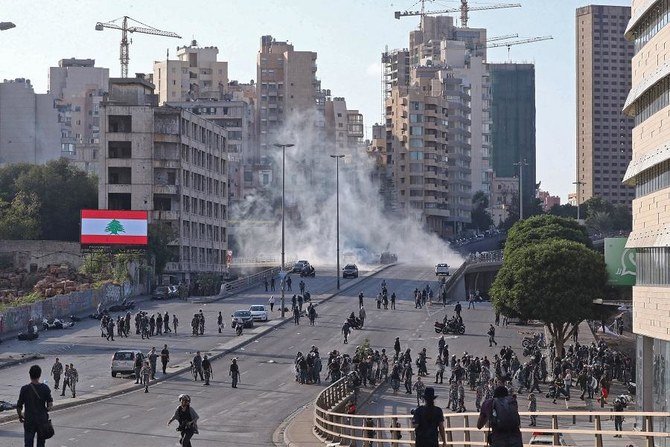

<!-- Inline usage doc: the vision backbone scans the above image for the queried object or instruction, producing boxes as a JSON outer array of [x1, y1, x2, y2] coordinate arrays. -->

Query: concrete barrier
[[0, 282, 139, 335]]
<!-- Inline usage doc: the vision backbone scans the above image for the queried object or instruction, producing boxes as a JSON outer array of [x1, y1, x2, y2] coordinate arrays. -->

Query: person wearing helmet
[[168, 394, 199, 447]]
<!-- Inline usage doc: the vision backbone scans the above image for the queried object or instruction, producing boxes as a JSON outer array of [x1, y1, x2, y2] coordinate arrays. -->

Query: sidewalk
[[0, 264, 392, 425]]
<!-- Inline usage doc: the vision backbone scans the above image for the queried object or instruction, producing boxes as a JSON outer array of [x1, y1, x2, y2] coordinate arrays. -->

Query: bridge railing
[[466, 249, 503, 264], [314, 392, 670, 446]]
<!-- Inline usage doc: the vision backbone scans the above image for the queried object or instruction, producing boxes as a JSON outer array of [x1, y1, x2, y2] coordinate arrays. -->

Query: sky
[[0, 0, 632, 201]]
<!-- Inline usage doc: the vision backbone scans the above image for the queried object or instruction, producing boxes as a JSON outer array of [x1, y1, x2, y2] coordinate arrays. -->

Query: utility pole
[[274, 143, 294, 318], [513, 159, 528, 220], [573, 180, 584, 221], [330, 155, 345, 290]]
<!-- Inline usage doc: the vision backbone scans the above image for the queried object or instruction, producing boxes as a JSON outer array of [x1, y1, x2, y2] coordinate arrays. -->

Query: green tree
[[148, 222, 176, 279], [0, 191, 41, 240], [548, 204, 578, 219], [491, 239, 607, 354], [586, 211, 613, 235], [469, 190, 493, 231], [13, 159, 97, 241], [504, 214, 591, 256]]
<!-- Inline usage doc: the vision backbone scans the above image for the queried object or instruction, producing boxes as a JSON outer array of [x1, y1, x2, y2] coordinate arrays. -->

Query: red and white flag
[[80, 210, 148, 246]]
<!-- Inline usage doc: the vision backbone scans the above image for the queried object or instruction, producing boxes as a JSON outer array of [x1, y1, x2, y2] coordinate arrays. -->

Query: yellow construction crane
[[395, 0, 521, 27], [95, 16, 181, 78], [487, 35, 553, 59]]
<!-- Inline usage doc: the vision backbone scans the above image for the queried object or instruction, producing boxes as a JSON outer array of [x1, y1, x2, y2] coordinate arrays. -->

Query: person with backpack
[[411, 387, 447, 447], [17, 364, 54, 447], [476, 385, 523, 447], [167, 394, 199, 447]]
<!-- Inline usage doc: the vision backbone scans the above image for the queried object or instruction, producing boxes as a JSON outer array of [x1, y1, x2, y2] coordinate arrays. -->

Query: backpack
[[413, 405, 438, 444], [490, 396, 520, 433]]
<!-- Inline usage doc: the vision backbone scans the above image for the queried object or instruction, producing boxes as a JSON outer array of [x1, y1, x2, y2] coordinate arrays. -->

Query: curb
[[0, 354, 44, 371], [0, 264, 395, 426]]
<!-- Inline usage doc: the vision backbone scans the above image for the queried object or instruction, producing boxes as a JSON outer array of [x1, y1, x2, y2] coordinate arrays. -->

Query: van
[[111, 349, 143, 377]]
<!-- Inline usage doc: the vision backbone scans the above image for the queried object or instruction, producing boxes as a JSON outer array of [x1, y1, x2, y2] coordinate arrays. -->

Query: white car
[[435, 263, 450, 276], [528, 433, 569, 445], [249, 305, 269, 322], [111, 349, 143, 378]]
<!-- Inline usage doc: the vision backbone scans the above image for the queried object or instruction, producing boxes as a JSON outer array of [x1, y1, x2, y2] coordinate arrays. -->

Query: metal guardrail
[[313, 378, 670, 446], [466, 249, 503, 264]]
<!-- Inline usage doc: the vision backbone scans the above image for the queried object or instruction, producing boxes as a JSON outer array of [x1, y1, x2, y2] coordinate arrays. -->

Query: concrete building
[[325, 97, 365, 152], [576, 5, 635, 207], [490, 174, 518, 225], [622, 0, 670, 431], [0, 78, 60, 166], [98, 76, 228, 282], [489, 63, 537, 214], [537, 189, 561, 211], [153, 41, 229, 103], [49, 58, 109, 173]]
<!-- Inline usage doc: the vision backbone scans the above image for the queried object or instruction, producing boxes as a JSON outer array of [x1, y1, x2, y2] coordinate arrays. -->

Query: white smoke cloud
[[231, 109, 463, 269]]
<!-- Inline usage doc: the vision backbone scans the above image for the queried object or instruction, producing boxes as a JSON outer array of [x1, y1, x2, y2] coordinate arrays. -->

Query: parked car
[[152, 286, 171, 300], [231, 310, 254, 328], [300, 263, 316, 277], [249, 305, 269, 322], [380, 252, 398, 264], [292, 260, 309, 273], [435, 263, 450, 276], [0, 400, 17, 412], [111, 349, 144, 378], [528, 433, 569, 445], [342, 264, 359, 278]]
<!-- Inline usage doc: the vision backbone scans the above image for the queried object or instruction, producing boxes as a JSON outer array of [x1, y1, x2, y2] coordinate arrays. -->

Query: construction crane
[[486, 33, 519, 42], [95, 16, 181, 78], [487, 35, 553, 59], [395, 1, 521, 28]]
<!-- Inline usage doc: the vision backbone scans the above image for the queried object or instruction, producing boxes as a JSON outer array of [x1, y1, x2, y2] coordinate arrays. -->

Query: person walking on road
[[50, 358, 63, 391], [359, 306, 366, 328], [202, 355, 213, 386], [60, 365, 70, 397], [167, 394, 199, 447], [270, 276, 275, 292], [468, 295, 476, 309], [476, 385, 523, 447], [342, 320, 351, 344], [173, 314, 179, 334], [269, 295, 275, 312], [454, 302, 462, 318], [217, 311, 224, 334], [17, 365, 53, 447], [134, 353, 143, 384], [65, 363, 78, 398], [148, 347, 159, 380], [411, 387, 447, 447], [160, 345, 170, 375], [192, 352, 204, 382], [359, 292, 364, 308], [140, 360, 152, 393], [230, 358, 240, 388], [164, 311, 170, 333], [264, 277, 269, 292], [488, 324, 498, 347], [106, 318, 115, 341], [391, 292, 396, 310], [293, 306, 301, 325], [286, 275, 292, 291]]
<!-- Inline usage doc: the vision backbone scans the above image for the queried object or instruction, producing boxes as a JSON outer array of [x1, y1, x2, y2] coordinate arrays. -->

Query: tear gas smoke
[[231, 110, 463, 269]]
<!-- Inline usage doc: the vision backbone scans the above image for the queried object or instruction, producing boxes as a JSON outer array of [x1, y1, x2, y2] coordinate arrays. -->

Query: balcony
[[153, 185, 180, 195]]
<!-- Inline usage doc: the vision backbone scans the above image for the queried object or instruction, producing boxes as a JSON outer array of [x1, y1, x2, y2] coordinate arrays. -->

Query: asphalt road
[[0, 263, 450, 446]]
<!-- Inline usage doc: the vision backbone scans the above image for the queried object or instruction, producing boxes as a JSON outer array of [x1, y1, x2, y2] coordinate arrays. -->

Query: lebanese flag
[[81, 210, 148, 246]]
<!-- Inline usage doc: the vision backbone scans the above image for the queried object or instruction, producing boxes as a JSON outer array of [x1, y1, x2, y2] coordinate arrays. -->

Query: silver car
[[111, 349, 143, 377]]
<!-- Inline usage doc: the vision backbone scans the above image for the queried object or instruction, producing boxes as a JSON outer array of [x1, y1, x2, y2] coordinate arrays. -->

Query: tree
[[469, 190, 493, 231], [0, 191, 41, 240], [586, 211, 613, 235], [547, 203, 578, 219], [491, 239, 607, 354], [499, 192, 544, 230], [148, 222, 176, 280], [504, 214, 591, 256]]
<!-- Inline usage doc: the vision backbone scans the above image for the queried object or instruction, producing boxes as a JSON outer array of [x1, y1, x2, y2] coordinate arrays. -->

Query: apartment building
[[49, 58, 109, 173], [98, 77, 228, 282], [489, 63, 537, 214], [622, 0, 670, 428], [576, 5, 635, 207], [0, 78, 60, 166], [153, 41, 229, 103], [386, 64, 471, 236], [325, 97, 365, 151]]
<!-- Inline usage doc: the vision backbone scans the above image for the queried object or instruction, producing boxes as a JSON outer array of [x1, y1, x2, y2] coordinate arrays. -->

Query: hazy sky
[[0, 0, 631, 201]]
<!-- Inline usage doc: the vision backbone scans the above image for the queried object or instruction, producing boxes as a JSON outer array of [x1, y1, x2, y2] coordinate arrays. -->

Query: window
[[410, 114, 423, 123], [409, 151, 424, 160], [108, 115, 131, 133], [108, 141, 131, 158], [108, 167, 131, 185]]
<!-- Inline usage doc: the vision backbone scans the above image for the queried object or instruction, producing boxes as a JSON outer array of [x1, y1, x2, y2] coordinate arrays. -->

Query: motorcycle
[[434, 320, 465, 335], [347, 316, 363, 330], [17, 325, 39, 341], [521, 333, 546, 349], [108, 300, 135, 312], [235, 324, 243, 336], [42, 317, 75, 330]]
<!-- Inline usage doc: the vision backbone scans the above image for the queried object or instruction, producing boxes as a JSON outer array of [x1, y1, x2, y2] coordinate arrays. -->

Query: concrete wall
[[0, 240, 82, 270], [0, 281, 138, 335]]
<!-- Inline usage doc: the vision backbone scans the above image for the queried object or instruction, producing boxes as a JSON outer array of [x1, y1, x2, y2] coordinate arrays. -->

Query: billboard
[[604, 237, 636, 286], [81, 210, 148, 246]]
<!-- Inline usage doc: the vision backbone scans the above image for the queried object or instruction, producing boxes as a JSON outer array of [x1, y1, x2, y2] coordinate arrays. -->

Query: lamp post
[[513, 159, 528, 220], [274, 143, 294, 318], [573, 180, 584, 221], [330, 154, 345, 290]]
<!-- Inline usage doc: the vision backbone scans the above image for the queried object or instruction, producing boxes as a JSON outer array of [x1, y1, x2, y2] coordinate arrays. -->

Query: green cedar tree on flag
[[105, 219, 125, 235]]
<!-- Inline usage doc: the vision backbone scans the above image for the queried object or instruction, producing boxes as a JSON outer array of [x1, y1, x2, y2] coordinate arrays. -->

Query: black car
[[151, 286, 170, 300], [300, 263, 315, 277], [342, 264, 359, 278]]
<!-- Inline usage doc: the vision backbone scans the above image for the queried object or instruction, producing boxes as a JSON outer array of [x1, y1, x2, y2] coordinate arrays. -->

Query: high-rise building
[[98, 76, 228, 282], [49, 58, 109, 173], [576, 5, 635, 207], [622, 0, 670, 425], [325, 97, 364, 151], [153, 41, 229, 103], [489, 63, 537, 214], [0, 78, 60, 166]]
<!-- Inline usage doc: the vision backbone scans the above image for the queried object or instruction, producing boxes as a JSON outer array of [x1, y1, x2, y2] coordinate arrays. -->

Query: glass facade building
[[488, 63, 537, 212]]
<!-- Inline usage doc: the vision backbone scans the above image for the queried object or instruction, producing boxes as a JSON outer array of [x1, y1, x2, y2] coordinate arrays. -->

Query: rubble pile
[[0, 264, 95, 303]]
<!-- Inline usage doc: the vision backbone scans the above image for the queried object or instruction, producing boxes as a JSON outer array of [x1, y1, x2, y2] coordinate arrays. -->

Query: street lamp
[[274, 143, 294, 318], [513, 159, 528, 220], [573, 180, 584, 221], [0, 22, 16, 31], [330, 154, 345, 290]]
